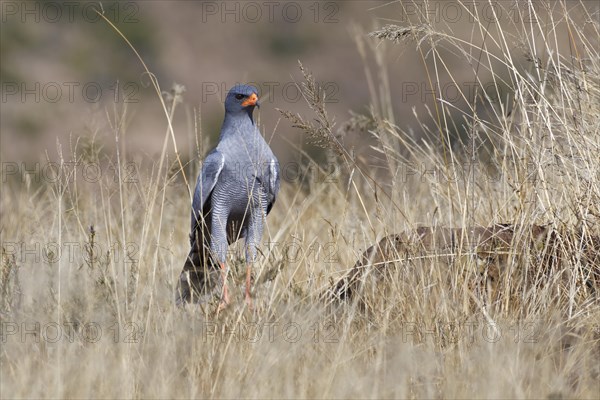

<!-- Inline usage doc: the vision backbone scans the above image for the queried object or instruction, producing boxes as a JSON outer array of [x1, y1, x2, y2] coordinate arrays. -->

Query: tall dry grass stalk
[[1, 1, 599, 398]]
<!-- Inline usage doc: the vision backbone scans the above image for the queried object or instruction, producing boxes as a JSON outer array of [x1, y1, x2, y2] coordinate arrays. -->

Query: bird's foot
[[215, 298, 230, 316], [244, 263, 253, 311], [215, 262, 230, 317], [244, 293, 253, 311]]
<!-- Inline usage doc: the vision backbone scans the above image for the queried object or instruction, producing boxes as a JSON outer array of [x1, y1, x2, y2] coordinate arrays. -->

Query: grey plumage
[[177, 84, 280, 306]]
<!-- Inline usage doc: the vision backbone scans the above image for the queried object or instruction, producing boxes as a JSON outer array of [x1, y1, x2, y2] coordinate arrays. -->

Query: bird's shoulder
[[201, 149, 225, 173]]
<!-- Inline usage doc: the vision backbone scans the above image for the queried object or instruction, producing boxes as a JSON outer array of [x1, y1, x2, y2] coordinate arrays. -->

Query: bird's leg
[[244, 214, 262, 311], [216, 262, 230, 314], [245, 263, 253, 310]]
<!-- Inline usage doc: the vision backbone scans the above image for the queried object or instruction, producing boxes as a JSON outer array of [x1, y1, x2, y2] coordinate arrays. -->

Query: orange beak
[[241, 93, 259, 107]]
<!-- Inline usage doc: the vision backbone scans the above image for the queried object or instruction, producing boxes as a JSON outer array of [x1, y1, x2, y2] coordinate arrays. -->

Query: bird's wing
[[190, 149, 225, 234], [266, 157, 280, 214]]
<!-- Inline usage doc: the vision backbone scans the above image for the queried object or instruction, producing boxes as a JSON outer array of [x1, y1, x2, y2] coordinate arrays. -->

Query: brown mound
[[330, 225, 599, 302]]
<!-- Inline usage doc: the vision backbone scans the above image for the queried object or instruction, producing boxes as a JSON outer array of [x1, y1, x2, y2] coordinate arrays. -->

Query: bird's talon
[[245, 295, 254, 311], [215, 300, 229, 316]]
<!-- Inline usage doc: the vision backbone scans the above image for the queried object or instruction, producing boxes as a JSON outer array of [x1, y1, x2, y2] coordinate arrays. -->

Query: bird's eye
[[235, 94, 244, 100]]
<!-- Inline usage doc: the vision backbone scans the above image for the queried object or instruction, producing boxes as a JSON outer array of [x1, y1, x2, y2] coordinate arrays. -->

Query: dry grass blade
[[278, 62, 343, 157], [369, 24, 440, 47]]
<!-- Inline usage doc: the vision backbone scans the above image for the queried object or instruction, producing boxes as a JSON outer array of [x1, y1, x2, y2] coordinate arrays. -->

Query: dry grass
[[1, 1, 600, 398]]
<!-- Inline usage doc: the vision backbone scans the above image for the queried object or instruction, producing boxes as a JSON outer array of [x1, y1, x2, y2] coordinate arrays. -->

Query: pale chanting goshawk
[[177, 84, 280, 312]]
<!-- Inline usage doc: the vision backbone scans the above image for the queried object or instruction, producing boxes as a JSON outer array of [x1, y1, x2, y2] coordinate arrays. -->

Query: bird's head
[[225, 84, 260, 117]]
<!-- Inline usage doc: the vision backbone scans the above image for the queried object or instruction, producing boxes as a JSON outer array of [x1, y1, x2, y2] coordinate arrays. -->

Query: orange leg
[[245, 263, 253, 310], [216, 262, 230, 315]]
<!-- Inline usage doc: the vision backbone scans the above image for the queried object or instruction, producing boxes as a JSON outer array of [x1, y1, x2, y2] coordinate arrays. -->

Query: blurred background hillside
[[1, 1, 598, 168]]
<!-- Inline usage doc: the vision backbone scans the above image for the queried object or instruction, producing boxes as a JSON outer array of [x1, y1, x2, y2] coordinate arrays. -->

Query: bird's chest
[[211, 173, 266, 216], [211, 178, 265, 242]]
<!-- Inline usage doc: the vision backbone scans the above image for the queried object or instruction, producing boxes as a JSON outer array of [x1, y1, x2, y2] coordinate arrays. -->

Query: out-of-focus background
[[2, 1, 381, 164], [4, 1, 594, 167]]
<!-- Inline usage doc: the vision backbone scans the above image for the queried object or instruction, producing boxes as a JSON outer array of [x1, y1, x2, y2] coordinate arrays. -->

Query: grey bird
[[177, 84, 280, 311]]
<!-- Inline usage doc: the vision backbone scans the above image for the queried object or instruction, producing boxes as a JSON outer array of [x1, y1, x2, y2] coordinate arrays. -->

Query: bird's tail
[[176, 239, 219, 305]]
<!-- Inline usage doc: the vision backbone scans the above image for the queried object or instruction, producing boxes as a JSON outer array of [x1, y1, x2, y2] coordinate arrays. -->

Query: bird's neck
[[220, 112, 257, 139]]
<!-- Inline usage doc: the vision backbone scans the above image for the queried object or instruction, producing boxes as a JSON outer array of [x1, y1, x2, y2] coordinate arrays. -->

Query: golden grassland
[[2, 2, 599, 398]]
